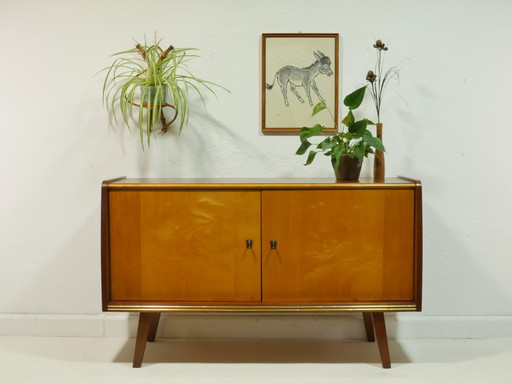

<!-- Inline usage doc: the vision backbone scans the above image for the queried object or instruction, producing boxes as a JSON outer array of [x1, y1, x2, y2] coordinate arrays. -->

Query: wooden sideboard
[[101, 177, 422, 368]]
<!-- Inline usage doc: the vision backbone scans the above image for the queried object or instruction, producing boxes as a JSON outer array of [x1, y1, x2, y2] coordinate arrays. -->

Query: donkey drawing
[[266, 51, 333, 107]]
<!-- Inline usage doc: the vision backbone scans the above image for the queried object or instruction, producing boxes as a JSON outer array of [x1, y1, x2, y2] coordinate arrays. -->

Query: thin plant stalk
[[366, 40, 400, 123]]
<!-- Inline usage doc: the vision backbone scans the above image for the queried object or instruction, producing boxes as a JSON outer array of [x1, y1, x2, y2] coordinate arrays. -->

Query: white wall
[[1, 0, 511, 336]]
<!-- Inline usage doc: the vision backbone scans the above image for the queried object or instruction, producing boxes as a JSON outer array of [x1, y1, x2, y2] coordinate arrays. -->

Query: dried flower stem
[[367, 40, 399, 123]]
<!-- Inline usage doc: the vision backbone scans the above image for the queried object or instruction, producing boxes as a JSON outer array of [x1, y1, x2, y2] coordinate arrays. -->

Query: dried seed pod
[[373, 40, 387, 50], [366, 70, 377, 82]]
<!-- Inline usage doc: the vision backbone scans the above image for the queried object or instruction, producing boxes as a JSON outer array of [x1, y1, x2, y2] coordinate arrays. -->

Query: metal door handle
[[246, 239, 253, 249], [270, 240, 277, 250]]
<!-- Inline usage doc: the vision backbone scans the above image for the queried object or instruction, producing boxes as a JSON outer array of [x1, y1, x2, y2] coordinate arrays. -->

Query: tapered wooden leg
[[362, 312, 375, 342], [133, 312, 157, 368], [372, 312, 391, 369], [147, 312, 161, 342]]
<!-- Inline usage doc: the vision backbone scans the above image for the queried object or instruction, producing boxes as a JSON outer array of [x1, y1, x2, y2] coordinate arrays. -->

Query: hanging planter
[[132, 85, 178, 134], [101, 36, 229, 150]]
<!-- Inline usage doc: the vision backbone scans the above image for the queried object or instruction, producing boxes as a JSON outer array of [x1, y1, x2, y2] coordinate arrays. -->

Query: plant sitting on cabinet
[[296, 86, 385, 179]]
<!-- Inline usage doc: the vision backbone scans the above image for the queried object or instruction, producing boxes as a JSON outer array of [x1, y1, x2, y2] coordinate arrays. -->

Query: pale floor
[[1, 337, 511, 383]]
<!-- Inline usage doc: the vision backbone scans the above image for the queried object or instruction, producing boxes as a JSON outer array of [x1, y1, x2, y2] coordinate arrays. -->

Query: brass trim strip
[[107, 304, 418, 312]]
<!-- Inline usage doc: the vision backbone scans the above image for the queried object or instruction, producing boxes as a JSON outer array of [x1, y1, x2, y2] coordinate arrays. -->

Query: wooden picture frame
[[262, 33, 339, 133]]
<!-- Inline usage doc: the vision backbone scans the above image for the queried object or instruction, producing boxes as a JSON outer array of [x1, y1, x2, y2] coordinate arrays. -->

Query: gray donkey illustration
[[266, 51, 333, 107]]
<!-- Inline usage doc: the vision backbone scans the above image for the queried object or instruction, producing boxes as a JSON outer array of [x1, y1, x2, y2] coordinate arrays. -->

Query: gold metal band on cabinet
[[107, 304, 418, 313]]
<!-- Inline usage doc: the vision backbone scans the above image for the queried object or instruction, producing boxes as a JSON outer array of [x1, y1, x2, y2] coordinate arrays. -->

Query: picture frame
[[262, 33, 339, 133]]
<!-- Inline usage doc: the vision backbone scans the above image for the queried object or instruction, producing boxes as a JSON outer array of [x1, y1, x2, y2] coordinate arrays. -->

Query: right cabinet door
[[261, 189, 415, 302]]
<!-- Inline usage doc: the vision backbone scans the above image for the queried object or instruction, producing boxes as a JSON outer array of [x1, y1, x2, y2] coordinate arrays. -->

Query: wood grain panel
[[261, 189, 414, 302], [109, 190, 261, 301]]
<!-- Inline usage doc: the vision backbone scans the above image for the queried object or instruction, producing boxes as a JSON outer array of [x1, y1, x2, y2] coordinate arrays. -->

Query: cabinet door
[[261, 189, 415, 302], [109, 190, 261, 302]]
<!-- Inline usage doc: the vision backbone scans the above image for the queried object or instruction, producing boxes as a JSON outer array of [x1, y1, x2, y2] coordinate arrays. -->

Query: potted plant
[[296, 86, 385, 180], [102, 35, 228, 149]]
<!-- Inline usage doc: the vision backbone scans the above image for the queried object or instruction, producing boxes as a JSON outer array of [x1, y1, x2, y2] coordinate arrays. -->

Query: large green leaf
[[341, 110, 355, 126], [296, 139, 312, 155], [312, 101, 327, 116], [362, 131, 385, 151], [318, 137, 335, 150], [305, 150, 318, 165], [348, 119, 368, 137], [343, 86, 367, 110], [333, 134, 344, 145], [299, 126, 311, 141], [353, 143, 366, 160], [331, 146, 343, 169], [299, 124, 324, 141]]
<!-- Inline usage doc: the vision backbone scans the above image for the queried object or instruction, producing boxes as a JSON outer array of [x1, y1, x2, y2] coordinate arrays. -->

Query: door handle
[[246, 239, 253, 249], [270, 240, 277, 250]]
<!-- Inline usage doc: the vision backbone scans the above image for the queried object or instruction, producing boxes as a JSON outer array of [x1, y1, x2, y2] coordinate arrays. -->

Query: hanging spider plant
[[102, 36, 228, 149]]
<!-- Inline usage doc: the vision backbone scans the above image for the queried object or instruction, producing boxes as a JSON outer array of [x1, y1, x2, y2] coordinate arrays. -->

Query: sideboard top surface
[[105, 177, 421, 190]]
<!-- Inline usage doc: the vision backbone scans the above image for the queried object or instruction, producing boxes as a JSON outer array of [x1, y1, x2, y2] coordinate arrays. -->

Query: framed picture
[[262, 33, 339, 133]]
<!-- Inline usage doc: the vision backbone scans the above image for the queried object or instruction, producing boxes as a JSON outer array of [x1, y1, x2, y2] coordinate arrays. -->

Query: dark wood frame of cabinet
[[101, 177, 422, 368]]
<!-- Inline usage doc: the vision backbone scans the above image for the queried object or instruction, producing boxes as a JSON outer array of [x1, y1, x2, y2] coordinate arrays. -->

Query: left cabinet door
[[108, 190, 261, 302]]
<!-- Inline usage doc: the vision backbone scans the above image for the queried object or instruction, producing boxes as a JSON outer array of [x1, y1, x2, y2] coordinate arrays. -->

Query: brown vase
[[335, 155, 363, 181], [374, 122, 385, 181]]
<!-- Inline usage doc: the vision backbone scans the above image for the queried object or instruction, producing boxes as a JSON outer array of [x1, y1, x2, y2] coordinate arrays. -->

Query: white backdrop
[[1, 0, 511, 335]]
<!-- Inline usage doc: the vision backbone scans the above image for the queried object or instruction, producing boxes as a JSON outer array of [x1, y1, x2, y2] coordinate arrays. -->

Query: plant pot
[[335, 155, 363, 181], [141, 85, 164, 105], [139, 86, 177, 134]]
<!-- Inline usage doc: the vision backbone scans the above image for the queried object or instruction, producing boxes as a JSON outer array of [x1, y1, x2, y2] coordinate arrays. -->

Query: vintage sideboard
[[101, 177, 422, 368]]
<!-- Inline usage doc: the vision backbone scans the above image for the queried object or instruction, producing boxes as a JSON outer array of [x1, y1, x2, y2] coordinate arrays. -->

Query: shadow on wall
[[132, 96, 269, 178]]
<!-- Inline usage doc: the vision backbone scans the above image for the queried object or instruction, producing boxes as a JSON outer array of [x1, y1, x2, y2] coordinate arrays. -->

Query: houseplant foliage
[[102, 36, 228, 149], [296, 86, 385, 179]]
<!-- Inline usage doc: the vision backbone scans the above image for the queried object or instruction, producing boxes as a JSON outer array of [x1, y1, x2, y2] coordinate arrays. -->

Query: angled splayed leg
[[362, 312, 375, 342], [147, 312, 161, 342], [133, 312, 160, 368], [372, 312, 391, 369]]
